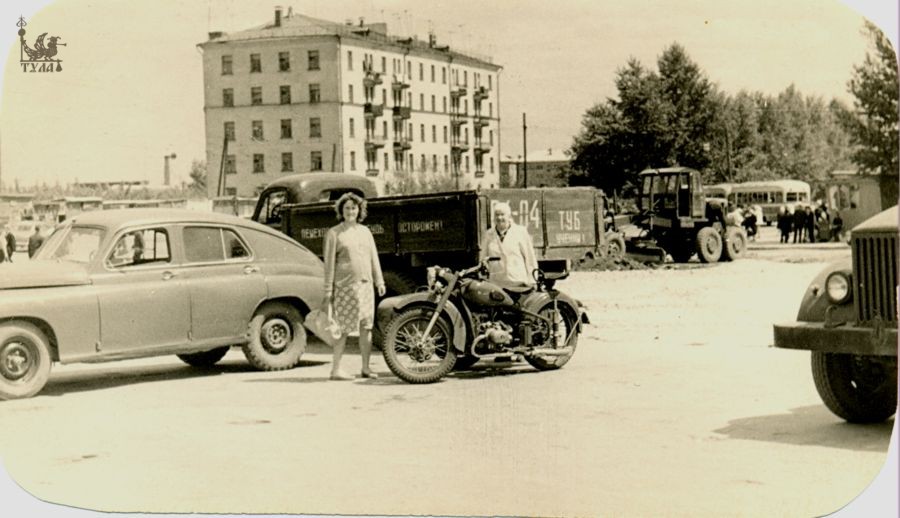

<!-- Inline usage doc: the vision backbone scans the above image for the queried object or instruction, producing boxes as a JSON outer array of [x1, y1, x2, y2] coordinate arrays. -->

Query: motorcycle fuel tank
[[462, 280, 516, 308]]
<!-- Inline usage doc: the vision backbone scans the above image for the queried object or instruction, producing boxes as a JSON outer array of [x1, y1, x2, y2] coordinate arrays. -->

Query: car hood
[[0, 261, 91, 289]]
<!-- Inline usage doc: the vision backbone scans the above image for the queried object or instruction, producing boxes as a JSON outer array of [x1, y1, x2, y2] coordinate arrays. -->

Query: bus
[[729, 180, 811, 224], [703, 183, 733, 201]]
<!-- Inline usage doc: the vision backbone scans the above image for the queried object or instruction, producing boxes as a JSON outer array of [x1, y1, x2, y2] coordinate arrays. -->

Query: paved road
[[0, 251, 895, 517]]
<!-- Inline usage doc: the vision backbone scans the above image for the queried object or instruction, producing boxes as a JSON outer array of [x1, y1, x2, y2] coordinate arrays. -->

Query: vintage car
[[0, 209, 324, 399], [773, 205, 897, 423]]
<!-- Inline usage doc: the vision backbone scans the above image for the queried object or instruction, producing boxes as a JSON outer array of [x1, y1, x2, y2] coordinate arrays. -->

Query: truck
[[773, 206, 897, 423], [251, 173, 611, 295], [626, 167, 747, 263]]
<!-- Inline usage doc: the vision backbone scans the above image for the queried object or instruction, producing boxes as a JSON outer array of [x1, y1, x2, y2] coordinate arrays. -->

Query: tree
[[841, 21, 899, 207], [188, 160, 208, 195]]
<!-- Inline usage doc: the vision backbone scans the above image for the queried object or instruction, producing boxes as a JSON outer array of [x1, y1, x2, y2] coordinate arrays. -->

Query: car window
[[107, 228, 171, 268], [43, 226, 106, 263], [183, 226, 251, 263]]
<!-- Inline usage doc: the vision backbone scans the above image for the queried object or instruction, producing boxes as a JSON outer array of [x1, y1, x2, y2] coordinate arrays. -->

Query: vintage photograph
[[0, 0, 897, 516]]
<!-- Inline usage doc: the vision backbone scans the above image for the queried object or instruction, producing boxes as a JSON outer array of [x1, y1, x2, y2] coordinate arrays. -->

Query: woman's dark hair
[[334, 192, 367, 222]]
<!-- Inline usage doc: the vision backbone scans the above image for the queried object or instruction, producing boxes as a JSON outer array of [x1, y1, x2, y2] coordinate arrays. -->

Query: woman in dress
[[322, 193, 386, 380]]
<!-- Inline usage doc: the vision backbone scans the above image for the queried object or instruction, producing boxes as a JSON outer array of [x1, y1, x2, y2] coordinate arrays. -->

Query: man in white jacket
[[479, 201, 538, 287]]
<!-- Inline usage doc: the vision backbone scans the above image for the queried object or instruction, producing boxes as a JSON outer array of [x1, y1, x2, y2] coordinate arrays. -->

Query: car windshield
[[37, 226, 106, 263]]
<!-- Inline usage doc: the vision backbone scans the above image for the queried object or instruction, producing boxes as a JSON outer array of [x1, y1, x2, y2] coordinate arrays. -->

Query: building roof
[[200, 11, 499, 70]]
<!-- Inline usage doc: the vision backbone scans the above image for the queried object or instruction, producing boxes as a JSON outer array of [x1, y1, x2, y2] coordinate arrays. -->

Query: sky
[[0, 0, 896, 189]]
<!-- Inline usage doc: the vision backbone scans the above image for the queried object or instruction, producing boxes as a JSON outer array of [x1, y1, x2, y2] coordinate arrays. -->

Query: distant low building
[[501, 148, 570, 188], [816, 169, 895, 230], [0, 192, 35, 226]]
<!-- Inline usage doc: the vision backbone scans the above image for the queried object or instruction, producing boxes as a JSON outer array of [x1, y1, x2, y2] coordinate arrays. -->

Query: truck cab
[[252, 173, 379, 231]]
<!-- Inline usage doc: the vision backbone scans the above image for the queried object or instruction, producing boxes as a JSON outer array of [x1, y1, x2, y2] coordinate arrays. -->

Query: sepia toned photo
[[0, 0, 897, 516]]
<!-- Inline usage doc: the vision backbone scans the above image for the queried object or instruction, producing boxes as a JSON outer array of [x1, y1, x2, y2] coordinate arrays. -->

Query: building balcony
[[473, 141, 492, 153], [393, 138, 412, 150], [450, 140, 470, 152], [365, 135, 386, 148], [450, 113, 468, 126], [474, 169, 485, 178], [450, 86, 467, 98], [366, 168, 380, 177], [364, 103, 384, 119], [363, 71, 383, 87], [473, 86, 489, 101], [391, 74, 410, 90], [473, 115, 489, 128], [392, 106, 412, 120]]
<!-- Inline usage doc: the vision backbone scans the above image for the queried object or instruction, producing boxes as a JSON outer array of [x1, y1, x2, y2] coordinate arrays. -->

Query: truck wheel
[[695, 227, 723, 263], [242, 302, 306, 371], [606, 234, 626, 258], [722, 227, 748, 261], [811, 352, 897, 423], [177, 346, 230, 368], [383, 270, 419, 296], [0, 321, 52, 400]]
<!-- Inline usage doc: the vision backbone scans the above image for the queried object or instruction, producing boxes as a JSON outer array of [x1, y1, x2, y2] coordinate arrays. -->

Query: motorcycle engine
[[479, 321, 513, 346]]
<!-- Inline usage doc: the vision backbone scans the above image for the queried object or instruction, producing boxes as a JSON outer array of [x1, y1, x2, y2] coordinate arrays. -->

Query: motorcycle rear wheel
[[382, 307, 457, 383], [525, 303, 579, 371]]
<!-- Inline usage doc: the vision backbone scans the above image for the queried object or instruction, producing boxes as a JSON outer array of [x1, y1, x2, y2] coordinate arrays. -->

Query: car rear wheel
[[177, 346, 231, 368], [0, 322, 52, 400], [811, 352, 898, 423], [242, 302, 306, 371]]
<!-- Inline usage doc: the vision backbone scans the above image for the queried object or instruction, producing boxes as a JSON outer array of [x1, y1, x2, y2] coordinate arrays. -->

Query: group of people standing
[[0, 224, 46, 263], [776, 204, 843, 244]]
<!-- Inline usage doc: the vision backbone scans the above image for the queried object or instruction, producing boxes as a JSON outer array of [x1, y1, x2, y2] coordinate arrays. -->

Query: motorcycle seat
[[502, 284, 534, 296]]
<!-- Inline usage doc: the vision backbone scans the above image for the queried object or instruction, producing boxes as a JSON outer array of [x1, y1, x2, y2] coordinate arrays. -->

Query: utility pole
[[522, 113, 528, 188], [724, 125, 733, 183], [164, 153, 177, 186]]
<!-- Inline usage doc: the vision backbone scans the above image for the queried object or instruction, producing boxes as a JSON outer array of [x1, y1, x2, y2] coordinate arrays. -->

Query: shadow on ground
[[714, 405, 894, 453]]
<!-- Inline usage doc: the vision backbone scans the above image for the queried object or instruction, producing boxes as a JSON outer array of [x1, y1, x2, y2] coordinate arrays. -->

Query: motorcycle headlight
[[825, 272, 852, 305]]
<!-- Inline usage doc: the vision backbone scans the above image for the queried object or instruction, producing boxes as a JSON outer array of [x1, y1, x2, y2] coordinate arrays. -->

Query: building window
[[465, 155, 470, 172], [350, 151, 356, 171], [442, 67, 446, 84], [252, 120, 264, 141], [310, 117, 321, 138], [420, 124, 425, 142], [420, 94, 424, 110], [420, 154, 426, 171], [349, 84, 354, 103], [442, 97, 447, 113], [431, 65, 435, 82], [431, 95, 436, 112], [432, 154, 437, 172], [489, 102, 493, 117], [280, 85, 291, 105], [463, 70, 468, 86], [281, 119, 292, 139], [251, 87, 262, 105], [253, 154, 265, 173], [432, 125, 436, 143], [311, 151, 323, 171], [308, 50, 320, 70], [281, 152, 293, 172], [385, 153, 390, 170], [347, 50, 353, 70], [489, 75, 493, 89], [225, 187, 237, 196], [443, 126, 447, 143], [444, 155, 448, 172], [381, 56, 386, 73], [490, 157, 494, 174], [383, 120, 388, 138], [309, 83, 320, 104], [250, 53, 261, 73], [419, 63, 424, 81], [349, 118, 355, 138], [224, 121, 235, 141], [490, 130, 494, 145], [221, 55, 232, 75], [222, 88, 233, 107], [279, 51, 290, 71], [225, 155, 236, 174]]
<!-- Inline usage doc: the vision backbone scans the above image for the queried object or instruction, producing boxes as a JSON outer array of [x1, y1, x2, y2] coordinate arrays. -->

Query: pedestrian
[[3, 226, 14, 262], [805, 206, 816, 243], [480, 201, 538, 287], [792, 205, 806, 243], [28, 225, 45, 258], [831, 211, 844, 242], [777, 206, 793, 244], [322, 193, 385, 381], [742, 209, 758, 241], [0, 228, 7, 263]]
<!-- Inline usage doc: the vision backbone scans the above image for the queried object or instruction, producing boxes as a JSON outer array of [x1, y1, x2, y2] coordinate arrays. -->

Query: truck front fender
[[375, 292, 468, 352]]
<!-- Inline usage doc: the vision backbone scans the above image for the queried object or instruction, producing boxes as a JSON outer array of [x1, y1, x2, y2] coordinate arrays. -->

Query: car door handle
[[243, 265, 260, 274], [162, 271, 177, 281]]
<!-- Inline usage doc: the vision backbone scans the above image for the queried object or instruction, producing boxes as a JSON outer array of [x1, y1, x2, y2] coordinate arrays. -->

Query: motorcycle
[[376, 258, 589, 383]]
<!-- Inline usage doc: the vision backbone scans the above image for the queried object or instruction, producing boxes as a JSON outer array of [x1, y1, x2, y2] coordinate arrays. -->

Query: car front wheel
[[242, 302, 306, 370], [0, 321, 52, 400]]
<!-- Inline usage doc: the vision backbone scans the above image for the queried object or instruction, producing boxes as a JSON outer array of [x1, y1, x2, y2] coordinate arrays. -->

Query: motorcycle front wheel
[[382, 307, 457, 383], [525, 303, 579, 371]]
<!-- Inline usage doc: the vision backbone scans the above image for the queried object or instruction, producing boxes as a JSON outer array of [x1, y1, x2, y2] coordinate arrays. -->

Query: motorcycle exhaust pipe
[[528, 347, 574, 357]]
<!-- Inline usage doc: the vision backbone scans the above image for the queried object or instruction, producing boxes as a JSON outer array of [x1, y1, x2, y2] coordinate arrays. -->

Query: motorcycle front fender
[[375, 292, 468, 353]]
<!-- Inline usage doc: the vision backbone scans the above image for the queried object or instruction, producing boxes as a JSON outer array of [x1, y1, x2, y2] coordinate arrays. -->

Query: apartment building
[[198, 8, 502, 197]]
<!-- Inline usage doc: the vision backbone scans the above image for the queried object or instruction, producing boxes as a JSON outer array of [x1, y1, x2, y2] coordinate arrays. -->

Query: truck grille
[[852, 233, 898, 323]]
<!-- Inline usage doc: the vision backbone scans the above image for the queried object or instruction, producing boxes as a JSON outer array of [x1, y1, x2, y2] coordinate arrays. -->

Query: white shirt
[[479, 223, 538, 286]]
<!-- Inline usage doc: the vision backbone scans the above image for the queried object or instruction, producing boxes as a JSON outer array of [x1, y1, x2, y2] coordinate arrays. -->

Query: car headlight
[[825, 272, 852, 304]]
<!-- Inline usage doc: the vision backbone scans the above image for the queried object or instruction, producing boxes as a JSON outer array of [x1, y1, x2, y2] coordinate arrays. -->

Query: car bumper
[[773, 321, 898, 356]]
